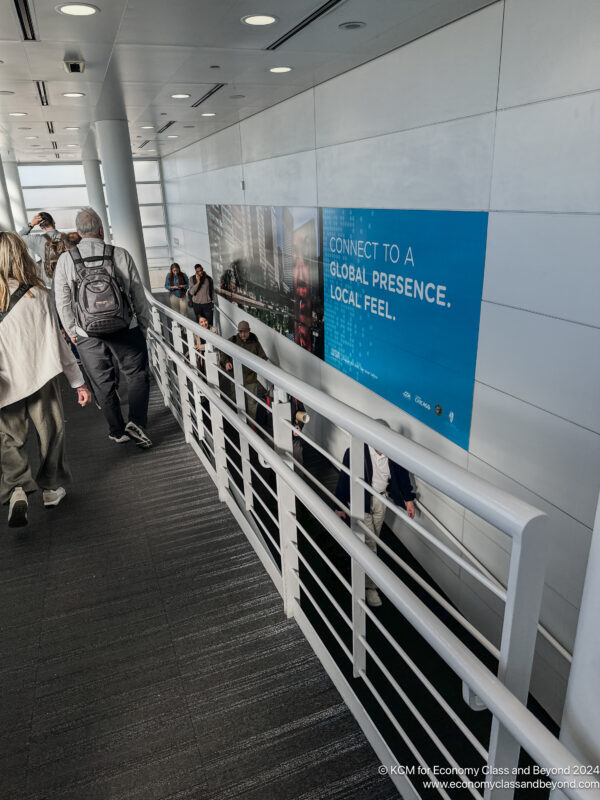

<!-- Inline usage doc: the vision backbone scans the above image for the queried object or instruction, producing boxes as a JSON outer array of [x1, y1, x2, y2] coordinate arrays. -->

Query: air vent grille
[[266, 0, 345, 50], [191, 83, 225, 108], [46, 121, 54, 134], [35, 80, 49, 106], [138, 140, 150, 149], [13, 0, 37, 40], [51, 141, 58, 150], [157, 120, 176, 134]]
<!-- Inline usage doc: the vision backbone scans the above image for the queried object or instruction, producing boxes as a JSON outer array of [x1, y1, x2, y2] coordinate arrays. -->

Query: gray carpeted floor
[[0, 379, 398, 800]]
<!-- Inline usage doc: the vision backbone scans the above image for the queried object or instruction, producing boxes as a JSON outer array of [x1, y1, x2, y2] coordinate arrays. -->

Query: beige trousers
[[363, 494, 386, 590]]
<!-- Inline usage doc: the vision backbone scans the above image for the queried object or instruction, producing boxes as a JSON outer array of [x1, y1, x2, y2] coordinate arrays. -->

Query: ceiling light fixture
[[167, 134, 178, 138], [171, 93, 191, 99], [242, 14, 277, 26], [201, 112, 215, 117], [338, 21, 366, 30], [269, 66, 292, 73], [9, 112, 28, 116], [56, 4, 99, 15], [63, 91, 85, 97], [141, 125, 154, 129], [25, 135, 38, 139], [64, 126, 79, 130], [67, 143, 78, 147]]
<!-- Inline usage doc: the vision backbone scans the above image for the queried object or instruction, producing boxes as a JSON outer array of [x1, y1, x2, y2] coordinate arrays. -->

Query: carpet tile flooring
[[0, 381, 398, 800]]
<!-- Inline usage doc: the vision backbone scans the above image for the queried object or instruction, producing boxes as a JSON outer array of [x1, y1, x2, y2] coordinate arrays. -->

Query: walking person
[[19, 211, 69, 285], [0, 232, 92, 527], [220, 320, 268, 421], [164, 263, 188, 316], [53, 207, 152, 448], [188, 263, 214, 325]]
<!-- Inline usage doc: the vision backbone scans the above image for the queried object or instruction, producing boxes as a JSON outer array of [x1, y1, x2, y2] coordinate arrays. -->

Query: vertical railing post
[[485, 513, 547, 800], [350, 437, 366, 679], [204, 348, 229, 503], [151, 306, 169, 406], [232, 356, 253, 512], [272, 388, 298, 617], [172, 322, 192, 444]]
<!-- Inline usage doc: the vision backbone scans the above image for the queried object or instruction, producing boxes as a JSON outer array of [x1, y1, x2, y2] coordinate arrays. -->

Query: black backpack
[[70, 245, 132, 336]]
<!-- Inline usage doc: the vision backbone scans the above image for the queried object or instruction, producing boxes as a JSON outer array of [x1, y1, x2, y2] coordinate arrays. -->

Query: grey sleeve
[[124, 250, 150, 334], [19, 228, 46, 261], [53, 254, 77, 337]]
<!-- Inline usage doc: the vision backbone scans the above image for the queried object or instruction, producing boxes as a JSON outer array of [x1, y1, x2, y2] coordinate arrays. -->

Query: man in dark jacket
[[334, 433, 416, 607], [221, 320, 268, 420], [187, 263, 214, 325]]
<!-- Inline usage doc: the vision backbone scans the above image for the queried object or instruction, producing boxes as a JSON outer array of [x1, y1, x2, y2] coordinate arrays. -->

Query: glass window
[[19, 164, 85, 187], [140, 205, 165, 226], [24, 186, 89, 208], [143, 227, 168, 247], [134, 160, 160, 182], [136, 183, 162, 204], [24, 208, 82, 231]]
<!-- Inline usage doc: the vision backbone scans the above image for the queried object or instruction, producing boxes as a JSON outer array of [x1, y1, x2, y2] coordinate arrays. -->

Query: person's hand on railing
[[405, 500, 416, 519], [225, 362, 233, 371], [335, 509, 346, 519]]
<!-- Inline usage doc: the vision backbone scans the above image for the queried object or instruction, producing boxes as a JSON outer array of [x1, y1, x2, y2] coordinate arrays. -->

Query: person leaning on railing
[[220, 320, 268, 421], [334, 419, 416, 608]]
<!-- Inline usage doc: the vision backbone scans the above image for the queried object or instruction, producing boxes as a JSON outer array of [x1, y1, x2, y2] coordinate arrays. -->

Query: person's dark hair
[[169, 263, 182, 285], [38, 211, 55, 229]]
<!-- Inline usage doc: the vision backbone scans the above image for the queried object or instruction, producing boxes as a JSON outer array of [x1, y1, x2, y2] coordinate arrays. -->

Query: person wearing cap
[[221, 320, 268, 421], [19, 212, 65, 286], [334, 422, 416, 608]]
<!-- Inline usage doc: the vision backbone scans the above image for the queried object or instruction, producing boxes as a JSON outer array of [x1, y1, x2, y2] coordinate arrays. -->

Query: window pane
[[19, 164, 85, 187], [134, 161, 159, 182], [136, 183, 162, 204], [145, 246, 171, 258], [24, 186, 89, 208], [148, 257, 171, 268], [140, 205, 165, 226], [143, 226, 167, 247]]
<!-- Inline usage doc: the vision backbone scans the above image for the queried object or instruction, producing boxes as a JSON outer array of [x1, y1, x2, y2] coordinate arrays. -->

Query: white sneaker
[[366, 588, 382, 608], [43, 487, 66, 507], [8, 487, 28, 527], [108, 433, 130, 444], [125, 421, 152, 449]]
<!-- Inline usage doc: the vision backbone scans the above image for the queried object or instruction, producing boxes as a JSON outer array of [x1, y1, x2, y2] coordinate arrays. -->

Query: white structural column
[[82, 158, 110, 242], [94, 118, 149, 286], [2, 153, 27, 230], [0, 154, 16, 231]]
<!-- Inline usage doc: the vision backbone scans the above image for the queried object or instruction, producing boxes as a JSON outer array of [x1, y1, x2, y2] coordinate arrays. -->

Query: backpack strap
[[0, 284, 32, 323]]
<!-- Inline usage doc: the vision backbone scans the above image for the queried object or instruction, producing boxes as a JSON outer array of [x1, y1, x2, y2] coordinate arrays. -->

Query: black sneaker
[[8, 487, 28, 527], [125, 421, 152, 449]]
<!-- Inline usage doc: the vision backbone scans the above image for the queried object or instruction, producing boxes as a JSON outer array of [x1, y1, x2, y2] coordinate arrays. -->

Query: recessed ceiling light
[[141, 125, 154, 129], [56, 4, 99, 15], [241, 14, 277, 26], [171, 93, 191, 99], [269, 66, 292, 74], [339, 20, 366, 30], [230, 94, 245, 99], [63, 92, 85, 97], [67, 144, 78, 147], [9, 111, 27, 116], [167, 134, 178, 138], [25, 135, 38, 139], [0, 90, 15, 96], [201, 112, 215, 117], [64, 125, 80, 130]]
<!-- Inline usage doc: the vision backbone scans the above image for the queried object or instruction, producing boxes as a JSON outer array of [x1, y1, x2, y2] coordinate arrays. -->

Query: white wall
[[161, 0, 600, 722]]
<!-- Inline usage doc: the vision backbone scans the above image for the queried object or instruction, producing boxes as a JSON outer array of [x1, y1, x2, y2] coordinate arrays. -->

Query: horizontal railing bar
[[280, 418, 348, 474], [227, 479, 282, 556], [289, 540, 353, 630], [293, 583, 353, 663], [359, 633, 483, 800], [148, 292, 544, 540], [360, 597, 488, 760], [294, 516, 352, 594]]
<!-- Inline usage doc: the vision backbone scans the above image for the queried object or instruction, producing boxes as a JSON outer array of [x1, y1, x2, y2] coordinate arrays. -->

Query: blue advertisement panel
[[322, 208, 488, 449]]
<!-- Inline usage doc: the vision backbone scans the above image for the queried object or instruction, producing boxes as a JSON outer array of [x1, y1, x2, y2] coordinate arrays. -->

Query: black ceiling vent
[[138, 140, 150, 149], [13, 0, 37, 41], [46, 121, 54, 134], [51, 141, 58, 150], [266, 0, 345, 50], [157, 120, 176, 134], [55, 153, 60, 159], [35, 80, 49, 106], [191, 83, 226, 108]]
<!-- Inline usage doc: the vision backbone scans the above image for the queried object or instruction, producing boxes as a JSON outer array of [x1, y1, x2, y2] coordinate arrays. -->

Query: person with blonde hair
[[0, 232, 92, 527]]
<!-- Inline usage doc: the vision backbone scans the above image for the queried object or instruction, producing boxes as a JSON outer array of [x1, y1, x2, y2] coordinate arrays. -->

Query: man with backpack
[[53, 207, 152, 448], [19, 212, 75, 285]]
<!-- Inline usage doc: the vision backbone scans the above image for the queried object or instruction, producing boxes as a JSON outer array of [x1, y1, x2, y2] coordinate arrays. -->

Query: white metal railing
[[145, 291, 599, 800]]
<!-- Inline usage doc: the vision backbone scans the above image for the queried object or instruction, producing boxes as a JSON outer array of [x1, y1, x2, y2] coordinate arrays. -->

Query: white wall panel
[[499, 0, 600, 108], [177, 165, 244, 206], [243, 151, 317, 208], [162, 178, 181, 205], [490, 92, 600, 212], [316, 113, 495, 210], [476, 303, 600, 433], [315, 4, 502, 148], [241, 91, 315, 164], [173, 124, 242, 177], [483, 212, 600, 327], [470, 385, 600, 528], [167, 203, 208, 234]]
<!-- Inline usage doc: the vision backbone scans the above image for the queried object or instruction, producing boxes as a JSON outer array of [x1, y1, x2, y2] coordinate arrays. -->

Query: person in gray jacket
[[19, 212, 65, 286], [53, 207, 152, 449]]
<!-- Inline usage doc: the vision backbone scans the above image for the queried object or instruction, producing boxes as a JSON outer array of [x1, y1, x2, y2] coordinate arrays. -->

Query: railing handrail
[[146, 290, 544, 541], [148, 331, 599, 800]]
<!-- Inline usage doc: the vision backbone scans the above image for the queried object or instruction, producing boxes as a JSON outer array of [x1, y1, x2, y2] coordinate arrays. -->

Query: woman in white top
[[0, 232, 92, 527]]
